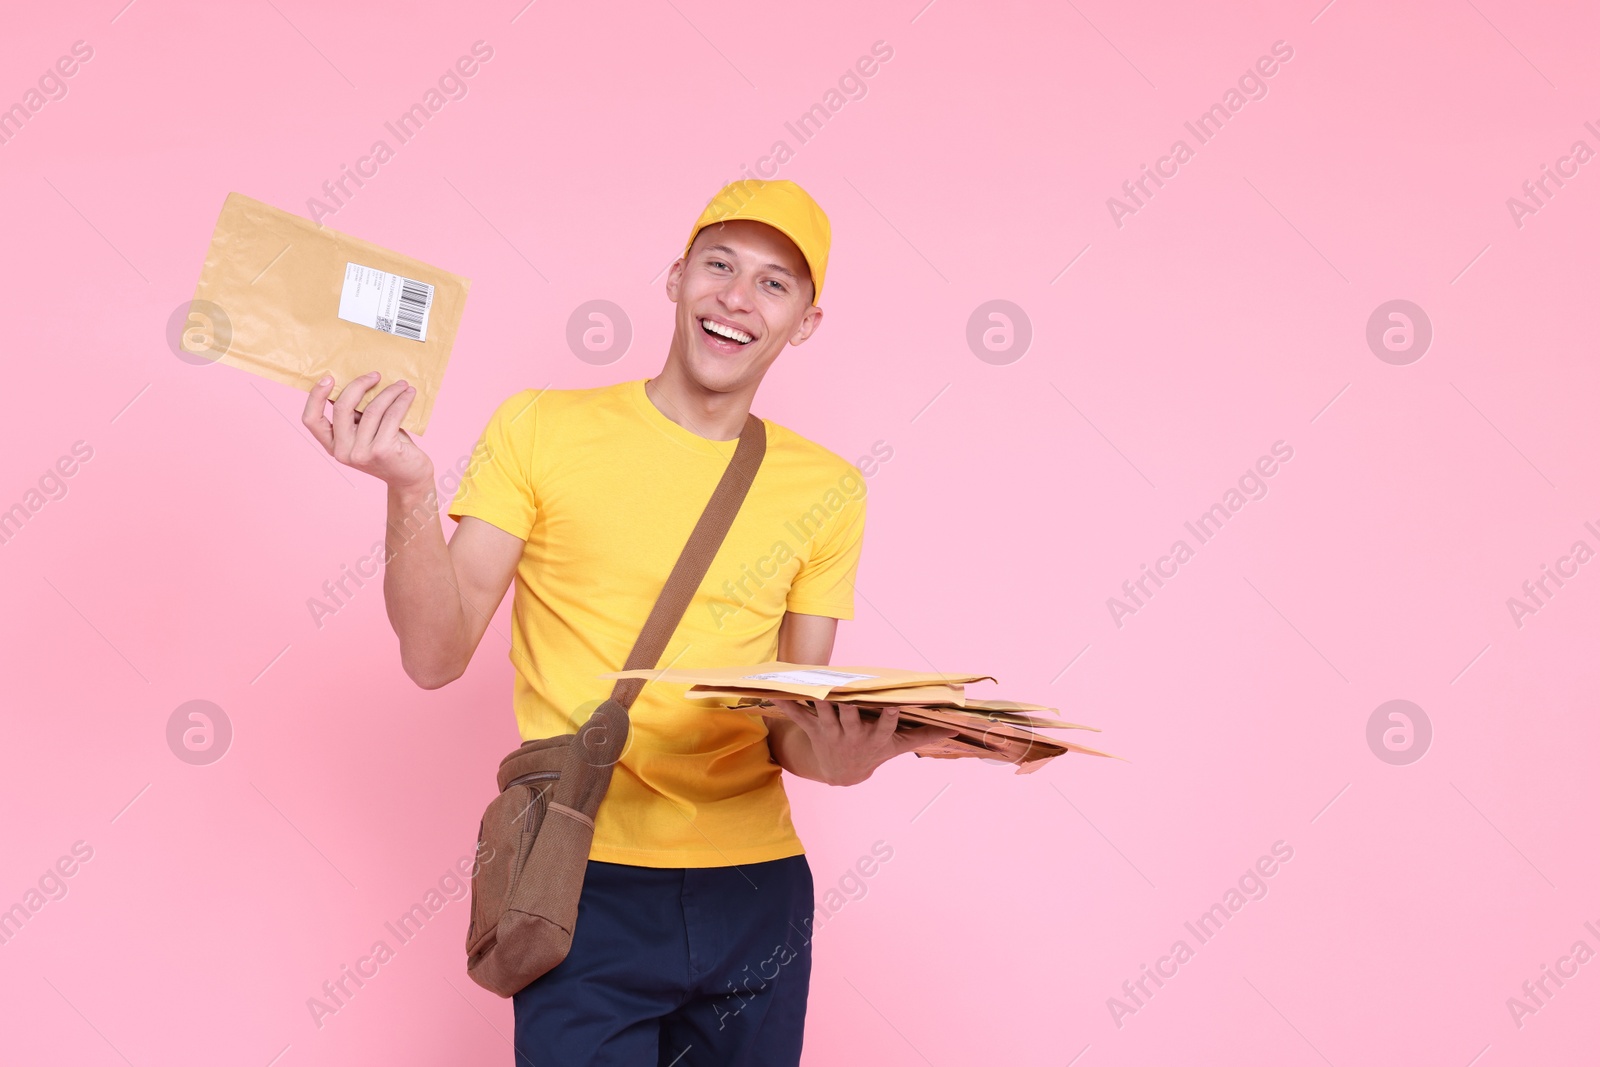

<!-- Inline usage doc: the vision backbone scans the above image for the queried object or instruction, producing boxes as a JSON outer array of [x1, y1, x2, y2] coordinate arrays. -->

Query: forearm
[[767, 717, 831, 783], [382, 478, 467, 688], [768, 612, 839, 780]]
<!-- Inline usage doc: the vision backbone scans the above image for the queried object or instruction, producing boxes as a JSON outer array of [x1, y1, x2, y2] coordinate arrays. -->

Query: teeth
[[702, 318, 752, 344]]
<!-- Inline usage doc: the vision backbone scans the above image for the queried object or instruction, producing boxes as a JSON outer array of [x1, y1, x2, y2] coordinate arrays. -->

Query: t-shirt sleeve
[[446, 390, 540, 540], [784, 468, 867, 620]]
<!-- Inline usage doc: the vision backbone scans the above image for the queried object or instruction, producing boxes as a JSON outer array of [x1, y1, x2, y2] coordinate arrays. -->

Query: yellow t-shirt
[[447, 378, 867, 867]]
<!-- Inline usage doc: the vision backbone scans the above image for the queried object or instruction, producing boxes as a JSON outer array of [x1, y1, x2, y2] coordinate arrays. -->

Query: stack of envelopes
[[599, 662, 1120, 775]]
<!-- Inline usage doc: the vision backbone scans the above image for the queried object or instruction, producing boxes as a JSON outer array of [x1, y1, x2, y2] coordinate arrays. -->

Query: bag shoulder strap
[[608, 412, 766, 710]]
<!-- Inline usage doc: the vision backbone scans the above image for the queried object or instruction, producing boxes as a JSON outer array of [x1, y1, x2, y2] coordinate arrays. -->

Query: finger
[[354, 380, 410, 456], [868, 706, 902, 740], [836, 701, 864, 736], [369, 382, 415, 453], [770, 699, 819, 737], [770, 698, 810, 719], [331, 371, 381, 460], [870, 706, 909, 744], [812, 698, 844, 739], [302, 375, 337, 451]]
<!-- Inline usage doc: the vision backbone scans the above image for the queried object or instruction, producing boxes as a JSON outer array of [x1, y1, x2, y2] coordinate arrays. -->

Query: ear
[[788, 304, 823, 346], [665, 257, 686, 302]]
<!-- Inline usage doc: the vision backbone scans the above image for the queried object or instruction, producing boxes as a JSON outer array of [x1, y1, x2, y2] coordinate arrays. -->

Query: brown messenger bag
[[465, 412, 767, 997]]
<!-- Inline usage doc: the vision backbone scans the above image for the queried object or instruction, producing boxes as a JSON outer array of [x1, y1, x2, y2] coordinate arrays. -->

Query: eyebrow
[[701, 243, 799, 280]]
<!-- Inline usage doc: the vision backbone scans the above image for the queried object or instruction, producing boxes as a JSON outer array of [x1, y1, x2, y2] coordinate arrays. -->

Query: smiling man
[[303, 178, 952, 1066]]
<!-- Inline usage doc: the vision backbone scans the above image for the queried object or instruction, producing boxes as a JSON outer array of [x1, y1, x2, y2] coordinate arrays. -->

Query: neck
[[645, 361, 754, 441]]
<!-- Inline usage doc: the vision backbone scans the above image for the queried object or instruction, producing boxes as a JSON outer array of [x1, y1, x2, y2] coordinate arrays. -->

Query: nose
[[717, 270, 758, 315]]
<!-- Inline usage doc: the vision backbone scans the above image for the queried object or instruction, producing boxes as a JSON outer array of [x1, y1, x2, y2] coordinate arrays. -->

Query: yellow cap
[[682, 179, 831, 305]]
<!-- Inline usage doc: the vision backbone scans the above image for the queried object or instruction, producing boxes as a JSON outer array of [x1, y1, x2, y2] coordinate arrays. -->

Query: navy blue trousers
[[512, 854, 814, 1066]]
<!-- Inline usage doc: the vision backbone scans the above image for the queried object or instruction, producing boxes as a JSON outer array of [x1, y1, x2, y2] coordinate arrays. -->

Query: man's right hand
[[303, 371, 433, 492]]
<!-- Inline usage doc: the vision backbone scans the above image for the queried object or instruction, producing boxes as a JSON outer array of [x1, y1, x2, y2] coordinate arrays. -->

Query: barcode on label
[[337, 263, 435, 343], [394, 279, 429, 340]]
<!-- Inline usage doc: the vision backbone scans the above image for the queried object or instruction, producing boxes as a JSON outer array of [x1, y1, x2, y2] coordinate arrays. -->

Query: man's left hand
[[768, 699, 958, 786]]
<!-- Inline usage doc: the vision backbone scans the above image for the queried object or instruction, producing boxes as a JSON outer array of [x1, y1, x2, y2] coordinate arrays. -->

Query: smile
[[700, 317, 754, 345]]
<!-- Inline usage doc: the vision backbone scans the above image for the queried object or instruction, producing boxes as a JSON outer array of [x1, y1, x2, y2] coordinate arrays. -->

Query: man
[[302, 178, 954, 1065]]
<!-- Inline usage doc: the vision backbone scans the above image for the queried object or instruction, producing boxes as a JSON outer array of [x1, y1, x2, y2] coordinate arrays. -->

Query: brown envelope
[[703, 699, 1109, 765], [801, 683, 969, 706], [693, 692, 1097, 732], [180, 192, 470, 435], [912, 733, 1120, 769]]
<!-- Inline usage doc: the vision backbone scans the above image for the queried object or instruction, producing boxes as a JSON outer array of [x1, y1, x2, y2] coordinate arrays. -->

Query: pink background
[[2, 0, 1597, 1063]]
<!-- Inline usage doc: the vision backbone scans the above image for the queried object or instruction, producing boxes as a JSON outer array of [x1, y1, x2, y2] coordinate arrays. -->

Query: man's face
[[666, 218, 822, 393]]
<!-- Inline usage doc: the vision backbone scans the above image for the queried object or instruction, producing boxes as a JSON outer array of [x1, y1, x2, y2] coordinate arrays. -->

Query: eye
[[707, 259, 730, 270], [765, 279, 786, 292]]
